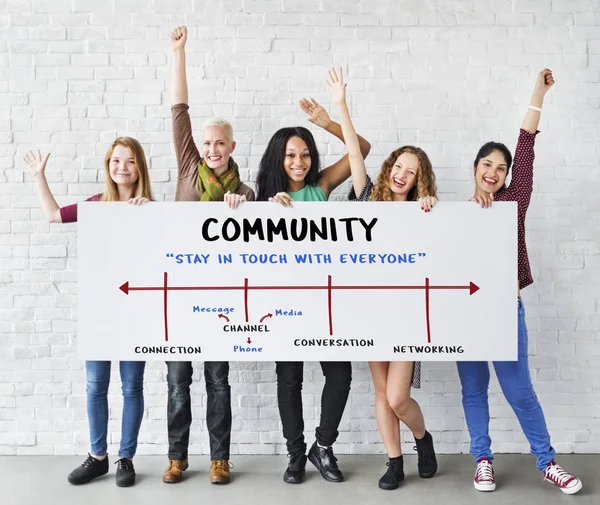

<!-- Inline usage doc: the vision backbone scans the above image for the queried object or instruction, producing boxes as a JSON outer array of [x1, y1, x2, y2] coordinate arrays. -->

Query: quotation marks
[[418, 253, 426, 257], [166, 253, 174, 258]]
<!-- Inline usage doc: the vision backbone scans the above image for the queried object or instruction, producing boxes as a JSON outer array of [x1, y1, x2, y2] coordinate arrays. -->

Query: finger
[[325, 79, 332, 90], [307, 118, 316, 124], [37, 149, 42, 161], [240, 195, 247, 202], [338, 67, 343, 84], [43, 152, 51, 164], [328, 69, 336, 84], [310, 98, 320, 108], [268, 197, 276, 203]]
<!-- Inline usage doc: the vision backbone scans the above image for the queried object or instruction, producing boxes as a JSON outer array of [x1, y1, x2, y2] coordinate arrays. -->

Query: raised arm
[[299, 79, 371, 197], [24, 150, 62, 223], [522, 68, 554, 134], [171, 26, 188, 106], [323, 68, 368, 198], [503, 69, 554, 206]]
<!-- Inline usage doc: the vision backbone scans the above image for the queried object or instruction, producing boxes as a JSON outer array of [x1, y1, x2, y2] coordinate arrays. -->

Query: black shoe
[[378, 456, 404, 490], [283, 452, 307, 484], [115, 458, 136, 487], [67, 454, 109, 485], [308, 442, 344, 483], [414, 431, 438, 478]]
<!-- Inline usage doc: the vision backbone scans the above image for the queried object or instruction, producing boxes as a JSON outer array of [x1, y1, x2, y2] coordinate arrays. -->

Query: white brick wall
[[1, 1, 599, 456]]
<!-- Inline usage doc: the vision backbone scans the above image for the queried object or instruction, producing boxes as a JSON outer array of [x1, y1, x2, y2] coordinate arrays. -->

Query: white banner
[[78, 201, 517, 361]]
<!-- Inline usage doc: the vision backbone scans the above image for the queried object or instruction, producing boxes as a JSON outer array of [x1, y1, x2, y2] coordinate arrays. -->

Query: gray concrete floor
[[1, 455, 597, 505]]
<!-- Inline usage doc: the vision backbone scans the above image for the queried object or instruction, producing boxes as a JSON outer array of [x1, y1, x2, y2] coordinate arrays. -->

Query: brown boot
[[209, 460, 231, 484], [162, 459, 188, 484]]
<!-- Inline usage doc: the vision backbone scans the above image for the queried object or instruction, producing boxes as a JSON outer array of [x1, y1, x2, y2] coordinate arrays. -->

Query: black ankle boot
[[67, 454, 109, 485], [283, 452, 307, 484], [378, 456, 404, 490], [414, 431, 438, 478]]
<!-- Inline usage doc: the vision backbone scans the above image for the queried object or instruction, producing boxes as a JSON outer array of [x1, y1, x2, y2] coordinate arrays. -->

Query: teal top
[[288, 184, 328, 202]]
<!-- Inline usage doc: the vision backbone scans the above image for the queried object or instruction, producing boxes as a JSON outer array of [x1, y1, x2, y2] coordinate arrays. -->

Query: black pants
[[166, 361, 231, 460], [276, 361, 352, 455]]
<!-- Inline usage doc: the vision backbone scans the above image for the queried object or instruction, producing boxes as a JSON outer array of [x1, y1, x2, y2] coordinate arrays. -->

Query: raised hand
[[299, 98, 331, 129], [24, 150, 51, 178], [326, 67, 346, 105], [534, 68, 555, 96], [170, 26, 187, 52]]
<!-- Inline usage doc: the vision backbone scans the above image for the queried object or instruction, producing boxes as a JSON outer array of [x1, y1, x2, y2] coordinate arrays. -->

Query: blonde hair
[[202, 117, 234, 143], [101, 137, 154, 202], [371, 145, 437, 202]]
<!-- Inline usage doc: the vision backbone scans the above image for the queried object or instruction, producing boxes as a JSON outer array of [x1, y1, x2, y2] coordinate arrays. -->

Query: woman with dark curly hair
[[329, 67, 438, 491]]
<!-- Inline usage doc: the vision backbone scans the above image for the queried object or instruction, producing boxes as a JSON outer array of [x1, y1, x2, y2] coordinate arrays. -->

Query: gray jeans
[[166, 361, 231, 460]]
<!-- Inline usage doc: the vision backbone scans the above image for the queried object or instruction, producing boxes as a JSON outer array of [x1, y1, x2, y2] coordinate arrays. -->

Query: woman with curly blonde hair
[[328, 67, 437, 491], [370, 145, 437, 204]]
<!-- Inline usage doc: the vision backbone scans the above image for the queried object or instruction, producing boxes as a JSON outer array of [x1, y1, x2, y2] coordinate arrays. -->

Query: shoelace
[[212, 460, 234, 470], [413, 444, 435, 465], [81, 454, 96, 468], [384, 461, 403, 478], [545, 464, 574, 486], [476, 461, 494, 482], [115, 458, 133, 471]]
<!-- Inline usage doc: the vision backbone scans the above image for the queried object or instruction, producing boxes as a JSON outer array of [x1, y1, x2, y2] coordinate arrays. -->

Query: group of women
[[23, 25, 581, 495]]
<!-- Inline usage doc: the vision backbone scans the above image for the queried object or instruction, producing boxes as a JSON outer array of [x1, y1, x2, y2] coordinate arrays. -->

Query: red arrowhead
[[469, 282, 480, 295], [119, 282, 129, 295], [246, 337, 252, 344]]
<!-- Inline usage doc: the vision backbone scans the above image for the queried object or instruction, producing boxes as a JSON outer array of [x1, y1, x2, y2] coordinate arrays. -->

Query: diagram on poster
[[78, 202, 517, 361]]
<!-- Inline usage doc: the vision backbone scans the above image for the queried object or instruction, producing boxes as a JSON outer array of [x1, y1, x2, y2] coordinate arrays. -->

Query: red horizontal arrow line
[[121, 282, 479, 294]]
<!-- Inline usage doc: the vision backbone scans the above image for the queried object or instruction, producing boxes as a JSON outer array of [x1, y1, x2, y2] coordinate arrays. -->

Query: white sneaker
[[474, 458, 495, 492], [544, 461, 582, 495]]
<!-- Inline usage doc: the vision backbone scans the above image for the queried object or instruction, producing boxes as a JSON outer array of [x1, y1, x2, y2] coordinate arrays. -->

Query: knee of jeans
[[277, 377, 303, 395], [324, 371, 352, 390], [461, 383, 488, 399], [204, 367, 229, 388], [121, 380, 144, 397], [503, 384, 538, 410], [86, 378, 110, 396]]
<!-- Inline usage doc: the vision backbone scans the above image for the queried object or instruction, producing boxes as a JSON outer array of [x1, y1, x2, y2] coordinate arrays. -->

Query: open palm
[[299, 98, 331, 129], [24, 150, 50, 178]]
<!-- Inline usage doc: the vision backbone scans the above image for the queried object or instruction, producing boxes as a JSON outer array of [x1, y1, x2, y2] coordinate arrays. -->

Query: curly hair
[[371, 145, 437, 202]]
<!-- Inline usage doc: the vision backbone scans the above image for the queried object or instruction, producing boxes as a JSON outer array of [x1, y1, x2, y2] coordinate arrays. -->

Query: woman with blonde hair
[[328, 67, 438, 490], [25, 136, 153, 487]]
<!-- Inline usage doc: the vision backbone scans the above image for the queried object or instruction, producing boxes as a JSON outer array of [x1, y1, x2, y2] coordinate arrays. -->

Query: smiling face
[[109, 144, 139, 187], [202, 126, 236, 174], [283, 136, 311, 189], [474, 149, 508, 195], [388, 151, 420, 201]]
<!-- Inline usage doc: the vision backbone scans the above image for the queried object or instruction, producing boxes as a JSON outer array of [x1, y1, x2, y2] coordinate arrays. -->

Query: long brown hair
[[371, 145, 437, 202], [101, 137, 154, 201]]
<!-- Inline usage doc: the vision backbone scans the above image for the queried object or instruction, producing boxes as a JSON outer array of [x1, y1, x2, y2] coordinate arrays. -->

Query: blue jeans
[[166, 361, 231, 460], [456, 299, 555, 471], [86, 361, 145, 459]]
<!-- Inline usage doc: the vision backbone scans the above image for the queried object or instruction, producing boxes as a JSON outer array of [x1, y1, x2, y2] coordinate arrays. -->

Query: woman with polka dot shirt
[[456, 69, 582, 495]]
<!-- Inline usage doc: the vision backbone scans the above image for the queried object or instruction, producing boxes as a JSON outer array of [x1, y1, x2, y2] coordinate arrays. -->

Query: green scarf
[[197, 158, 242, 201]]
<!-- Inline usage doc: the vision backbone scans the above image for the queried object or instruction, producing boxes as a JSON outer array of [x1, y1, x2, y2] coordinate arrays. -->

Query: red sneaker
[[474, 458, 495, 492], [544, 461, 582, 495]]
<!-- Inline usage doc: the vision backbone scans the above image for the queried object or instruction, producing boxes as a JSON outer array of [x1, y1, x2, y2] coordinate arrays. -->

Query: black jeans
[[166, 361, 231, 460], [276, 361, 352, 455]]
